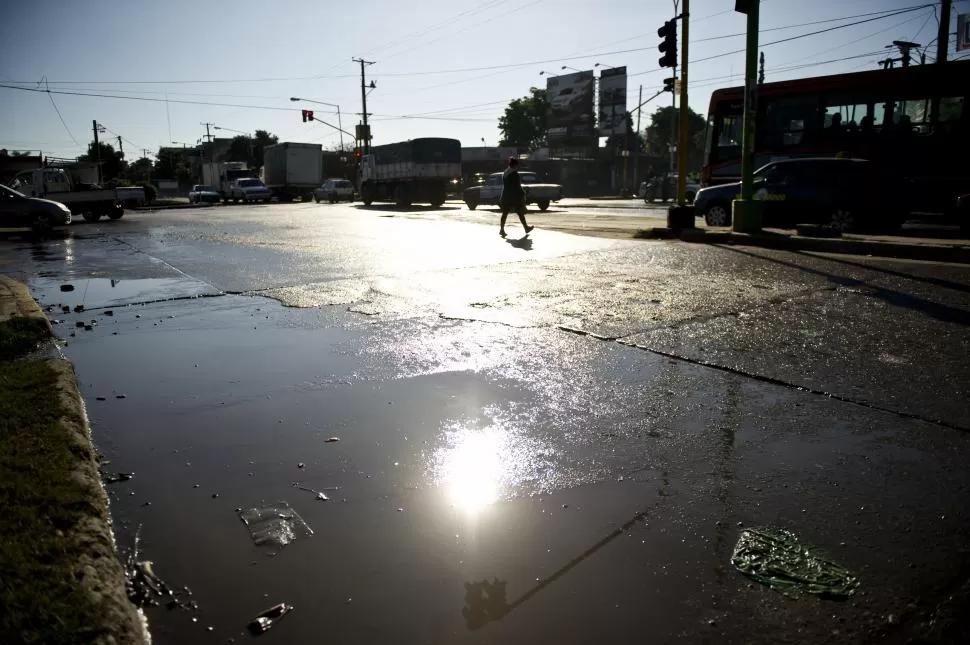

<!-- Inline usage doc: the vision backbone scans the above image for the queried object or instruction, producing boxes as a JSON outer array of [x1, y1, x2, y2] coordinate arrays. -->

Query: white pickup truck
[[8, 167, 130, 221], [463, 171, 564, 211]]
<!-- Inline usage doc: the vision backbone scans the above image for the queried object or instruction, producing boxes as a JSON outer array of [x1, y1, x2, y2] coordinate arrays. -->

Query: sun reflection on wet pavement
[[435, 423, 504, 513]]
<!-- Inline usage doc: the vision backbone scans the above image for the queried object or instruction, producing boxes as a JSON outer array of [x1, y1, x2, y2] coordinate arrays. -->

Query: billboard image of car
[[598, 66, 628, 136], [546, 70, 595, 146]]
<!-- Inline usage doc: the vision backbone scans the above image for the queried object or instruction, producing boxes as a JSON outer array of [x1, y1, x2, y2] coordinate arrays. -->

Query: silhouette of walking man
[[500, 157, 533, 238]]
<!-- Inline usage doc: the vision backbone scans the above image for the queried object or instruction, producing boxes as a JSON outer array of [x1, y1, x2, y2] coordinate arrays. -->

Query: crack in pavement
[[614, 338, 970, 433]]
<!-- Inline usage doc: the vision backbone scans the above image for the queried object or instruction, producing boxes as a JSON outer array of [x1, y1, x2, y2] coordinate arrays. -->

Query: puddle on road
[[30, 276, 221, 310], [31, 275, 221, 309]]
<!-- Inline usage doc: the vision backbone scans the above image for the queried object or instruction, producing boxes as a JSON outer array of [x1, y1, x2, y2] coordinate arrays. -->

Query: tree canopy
[[644, 105, 707, 170], [78, 141, 126, 182], [223, 130, 279, 168], [498, 88, 549, 150]]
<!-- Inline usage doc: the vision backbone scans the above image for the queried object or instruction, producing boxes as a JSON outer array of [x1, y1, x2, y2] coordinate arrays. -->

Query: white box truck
[[262, 142, 323, 202], [202, 161, 251, 203]]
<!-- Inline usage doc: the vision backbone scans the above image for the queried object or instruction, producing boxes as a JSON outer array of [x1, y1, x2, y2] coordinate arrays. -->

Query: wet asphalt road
[[2, 201, 970, 644]]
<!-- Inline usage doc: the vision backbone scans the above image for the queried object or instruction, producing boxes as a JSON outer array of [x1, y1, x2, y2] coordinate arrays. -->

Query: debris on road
[[103, 472, 134, 485], [238, 502, 313, 548], [325, 437, 341, 443], [292, 483, 336, 501], [59, 284, 74, 292], [248, 602, 294, 634], [731, 527, 859, 599]]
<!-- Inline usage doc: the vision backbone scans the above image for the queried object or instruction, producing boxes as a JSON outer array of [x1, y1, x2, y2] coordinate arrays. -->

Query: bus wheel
[[704, 202, 731, 227], [82, 212, 102, 222], [829, 208, 854, 232]]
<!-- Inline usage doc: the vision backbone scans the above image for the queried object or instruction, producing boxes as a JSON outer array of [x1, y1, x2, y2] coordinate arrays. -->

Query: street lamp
[[290, 97, 345, 152], [561, 65, 580, 72], [594, 62, 620, 70], [213, 126, 250, 136]]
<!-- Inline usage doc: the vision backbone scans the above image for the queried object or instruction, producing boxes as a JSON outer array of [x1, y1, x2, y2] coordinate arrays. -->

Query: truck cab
[[10, 168, 75, 197]]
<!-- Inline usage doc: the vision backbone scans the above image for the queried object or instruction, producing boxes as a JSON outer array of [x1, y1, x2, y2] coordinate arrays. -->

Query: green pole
[[732, 0, 762, 232]]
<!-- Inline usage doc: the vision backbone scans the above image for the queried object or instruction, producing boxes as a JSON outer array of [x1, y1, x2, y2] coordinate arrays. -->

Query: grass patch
[[0, 316, 50, 361], [0, 361, 107, 645]]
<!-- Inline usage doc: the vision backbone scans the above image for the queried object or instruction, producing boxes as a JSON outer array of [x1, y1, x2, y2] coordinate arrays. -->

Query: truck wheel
[[108, 205, 124, 220], [82, 212, 102, 222], [465, 200, 478, 210], [430, 199, 445, 208], [537, 200, 550, 211], [315, 196, 320, 203]]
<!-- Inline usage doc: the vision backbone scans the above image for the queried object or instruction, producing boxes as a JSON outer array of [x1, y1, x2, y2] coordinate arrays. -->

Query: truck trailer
[[358, 138, 461, 207], [202, 161, 251, 202], [262, 142, 323, 202]]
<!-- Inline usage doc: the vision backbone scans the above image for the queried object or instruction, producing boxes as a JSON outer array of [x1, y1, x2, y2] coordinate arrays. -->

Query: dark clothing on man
[[499, 161, 533, 237], [501, 167, 526, 213]]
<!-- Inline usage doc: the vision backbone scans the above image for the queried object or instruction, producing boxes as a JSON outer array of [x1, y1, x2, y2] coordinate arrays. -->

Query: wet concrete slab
[[6, 206, 970, 644], [49, 293, 970, 644]]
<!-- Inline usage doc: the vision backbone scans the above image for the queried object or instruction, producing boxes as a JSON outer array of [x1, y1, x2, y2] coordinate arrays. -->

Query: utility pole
[[758, 52, 765, 84], [675, 0, 689, 207], [732, 0, 762, 232], [937, 0, 952, 64], [633, 84, 642, 190], [892, 40, 920, 67], [92, 120, 102, 185], [116, 136, 124, 159], [353, 58, 375, 154]]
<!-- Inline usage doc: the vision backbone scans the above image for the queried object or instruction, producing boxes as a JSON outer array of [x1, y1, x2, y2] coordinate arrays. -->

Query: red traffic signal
[[354, 150, 361, 159], [301, 109, 314, 122]]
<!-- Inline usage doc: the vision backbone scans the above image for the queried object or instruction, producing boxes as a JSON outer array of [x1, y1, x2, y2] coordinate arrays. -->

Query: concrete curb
[[47, 358, 149, 645], [1, 277, 147, 644], [673, 228, 970, 264], [0, 275, 53, 335]]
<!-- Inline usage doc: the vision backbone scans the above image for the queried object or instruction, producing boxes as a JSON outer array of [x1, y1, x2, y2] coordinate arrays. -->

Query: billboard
[[546, 70, 595, 146], [959, 13, 970, 51], [598, 66, 628, 136]]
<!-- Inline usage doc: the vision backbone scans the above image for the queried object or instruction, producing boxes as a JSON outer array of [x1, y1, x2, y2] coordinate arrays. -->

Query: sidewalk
[[675, 226, 970, 264], [0, 275, 146, 644]]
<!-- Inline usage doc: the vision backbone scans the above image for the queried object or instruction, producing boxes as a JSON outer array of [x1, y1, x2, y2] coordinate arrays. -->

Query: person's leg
[[499, 209, 509, 236], [516, 205, 533, 233]]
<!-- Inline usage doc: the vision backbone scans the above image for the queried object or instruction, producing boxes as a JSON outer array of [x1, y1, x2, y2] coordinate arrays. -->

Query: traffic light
[[658, 19, 678, 68], [663, 77, 676, 93], [301, 109, 314, 122]]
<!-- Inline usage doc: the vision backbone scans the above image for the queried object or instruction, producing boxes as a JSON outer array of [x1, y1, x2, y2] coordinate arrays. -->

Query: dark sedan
[[694, 157, 901, 233]]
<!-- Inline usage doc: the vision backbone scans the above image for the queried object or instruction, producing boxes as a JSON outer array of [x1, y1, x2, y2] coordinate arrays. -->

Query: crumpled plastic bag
[[731, 527, 859, 599], [238, 501, 313, 548]]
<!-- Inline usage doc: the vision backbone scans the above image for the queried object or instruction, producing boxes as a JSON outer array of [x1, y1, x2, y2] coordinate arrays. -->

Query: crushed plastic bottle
[[248, 602, 294, 634], [238, 502, 313, 548]]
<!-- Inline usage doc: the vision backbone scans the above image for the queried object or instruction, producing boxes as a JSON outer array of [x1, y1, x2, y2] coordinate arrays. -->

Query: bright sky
[[0, 0, 960, 160]]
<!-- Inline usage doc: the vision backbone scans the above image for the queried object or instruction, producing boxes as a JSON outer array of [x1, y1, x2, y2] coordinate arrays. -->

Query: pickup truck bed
[[463, 172, 563, 211]]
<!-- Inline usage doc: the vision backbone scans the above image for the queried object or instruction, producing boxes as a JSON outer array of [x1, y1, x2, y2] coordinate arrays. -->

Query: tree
[[498, 88, 549, 150], [605, 113, 644, 153], [79, 140, 126, 182], [222, 129, 278, 168], [154, 149, 190, 181], [126, 157, 154, 183], [643, 105, 707, 171]]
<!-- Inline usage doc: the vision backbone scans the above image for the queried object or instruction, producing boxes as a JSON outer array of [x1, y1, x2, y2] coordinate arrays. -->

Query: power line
[[694, 5, 936, 43], [45, 87, 80, 147]]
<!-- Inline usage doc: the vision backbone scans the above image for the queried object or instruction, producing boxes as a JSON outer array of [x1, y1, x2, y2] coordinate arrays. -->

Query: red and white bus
[[702, 60, 969, 215]]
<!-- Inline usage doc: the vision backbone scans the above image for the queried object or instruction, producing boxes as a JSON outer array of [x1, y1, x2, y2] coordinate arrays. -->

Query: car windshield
[[520, 173, 538, 184], [0, 184, 26, 198], [238, 179, 264, 187], [336, 181, 352, 188], [197, 185, 215, 192]]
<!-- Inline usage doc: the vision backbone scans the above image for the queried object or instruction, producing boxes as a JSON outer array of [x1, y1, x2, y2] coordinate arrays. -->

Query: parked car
[[639, 173, 700, 203], [188, 184, 221, 204], [463, 171, 563, 211], [693, 157, 901, 232], [314, 179, 355, 203], [228, 178, 272, 204], [0, 183, 72, 233]]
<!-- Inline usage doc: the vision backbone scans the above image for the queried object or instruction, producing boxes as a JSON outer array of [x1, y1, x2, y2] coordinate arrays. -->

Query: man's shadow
[[505, 235, 533, 250]]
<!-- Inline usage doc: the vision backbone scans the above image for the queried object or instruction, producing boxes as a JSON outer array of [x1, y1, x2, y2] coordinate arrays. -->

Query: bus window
[[763, 95, 819, 148], [939, 96, 964, 123], [822, 99, 869, 131], [894, 97, 931, 133], [711, 111, 742, 162]]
